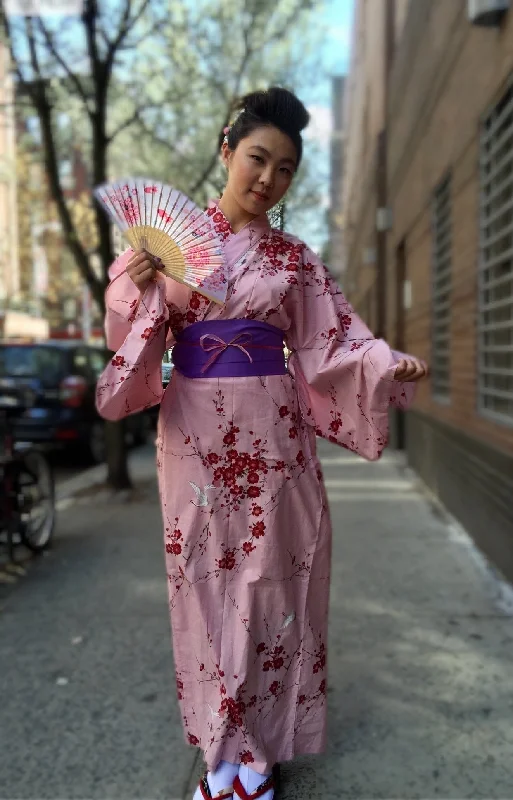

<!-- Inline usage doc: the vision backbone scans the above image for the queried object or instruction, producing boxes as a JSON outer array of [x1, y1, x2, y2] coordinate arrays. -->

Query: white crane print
[[189, 481, 215, 507], [207, 702, 220, 719]]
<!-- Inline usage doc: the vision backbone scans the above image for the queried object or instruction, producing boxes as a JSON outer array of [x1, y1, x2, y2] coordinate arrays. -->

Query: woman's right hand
[[126, 249, 163, 294]]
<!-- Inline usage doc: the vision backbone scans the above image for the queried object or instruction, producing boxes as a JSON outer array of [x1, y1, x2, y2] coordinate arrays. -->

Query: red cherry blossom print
[[252, 521, 265, 538], [240, 751, 254, 765], [313, 643, 326, 674], [188, 733, 199, 746], [217, 548, 236, 570]]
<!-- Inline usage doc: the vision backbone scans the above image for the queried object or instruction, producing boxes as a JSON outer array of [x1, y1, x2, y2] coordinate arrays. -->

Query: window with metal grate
[[479, 84, 513, 424], [432, 174, 452, 402]]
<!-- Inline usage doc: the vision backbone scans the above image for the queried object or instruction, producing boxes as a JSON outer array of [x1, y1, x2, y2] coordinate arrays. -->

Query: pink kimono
[[96, 202, 415, 774]]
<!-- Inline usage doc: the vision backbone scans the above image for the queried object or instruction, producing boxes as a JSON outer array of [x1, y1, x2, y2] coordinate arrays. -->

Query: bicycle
[[0, 383, 55, 563]]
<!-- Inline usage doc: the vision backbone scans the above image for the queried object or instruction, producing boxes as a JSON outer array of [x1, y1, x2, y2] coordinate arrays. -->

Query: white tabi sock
[[238, 765, 274, 799], [207, 760, 239, 797]]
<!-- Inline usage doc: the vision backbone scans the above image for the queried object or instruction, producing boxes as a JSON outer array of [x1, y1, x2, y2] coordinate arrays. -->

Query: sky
[[304, 0, 354, 147], [287, 0, 354, 250]]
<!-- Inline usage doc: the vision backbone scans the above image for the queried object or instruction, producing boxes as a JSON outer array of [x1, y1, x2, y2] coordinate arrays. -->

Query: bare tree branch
[[132, 113, 180, 158], [82, 0, 106, 105], [35, 17, 94, 119], [106, 107, 141, 143], [22, 16, 103, 304], [0, 10, 35, 103], [104, 0, 152, 69], [191, 41, 253, 194], [106, 101, 166, 144]]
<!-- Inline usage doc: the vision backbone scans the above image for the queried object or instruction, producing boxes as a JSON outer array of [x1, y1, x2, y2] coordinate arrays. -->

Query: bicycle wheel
[[17, 450, 55, 552]]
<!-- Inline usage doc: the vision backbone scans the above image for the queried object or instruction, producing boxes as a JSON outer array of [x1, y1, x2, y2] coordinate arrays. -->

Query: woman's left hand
[[394, 357, 428, 382]]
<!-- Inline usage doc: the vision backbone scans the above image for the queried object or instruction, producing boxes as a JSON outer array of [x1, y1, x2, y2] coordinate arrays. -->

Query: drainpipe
[[375, 0, 395, 340]]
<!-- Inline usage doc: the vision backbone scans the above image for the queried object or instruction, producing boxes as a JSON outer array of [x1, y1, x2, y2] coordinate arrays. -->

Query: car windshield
[[0, 346, 67, 386]]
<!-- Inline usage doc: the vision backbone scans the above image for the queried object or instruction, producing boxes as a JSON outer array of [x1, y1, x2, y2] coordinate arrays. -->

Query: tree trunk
[[105, 419, 132, 491]]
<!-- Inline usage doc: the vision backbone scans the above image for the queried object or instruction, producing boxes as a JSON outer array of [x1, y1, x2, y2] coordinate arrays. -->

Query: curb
[[55, 442, 158, 504], [56, 462, 108, 503]]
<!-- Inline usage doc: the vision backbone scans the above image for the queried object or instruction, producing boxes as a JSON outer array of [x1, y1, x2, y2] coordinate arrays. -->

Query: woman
[[96, 87, 427, 800]]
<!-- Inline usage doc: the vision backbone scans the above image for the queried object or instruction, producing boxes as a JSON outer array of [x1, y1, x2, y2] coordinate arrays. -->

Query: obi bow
[[200, 332, 254, 373]]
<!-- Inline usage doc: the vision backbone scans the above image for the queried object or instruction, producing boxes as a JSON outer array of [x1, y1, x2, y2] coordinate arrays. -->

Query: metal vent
[[478, 83, 513, 424], [431, 175, 452, 402]]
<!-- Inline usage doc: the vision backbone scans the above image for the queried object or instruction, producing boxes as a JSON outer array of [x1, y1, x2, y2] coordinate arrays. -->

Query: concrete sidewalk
[[1, 441, 513, 799]]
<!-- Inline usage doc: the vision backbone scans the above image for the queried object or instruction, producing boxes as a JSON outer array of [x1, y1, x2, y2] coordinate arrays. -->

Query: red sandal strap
[[199, 772, 234, 800], [233, 774, 274, 800]]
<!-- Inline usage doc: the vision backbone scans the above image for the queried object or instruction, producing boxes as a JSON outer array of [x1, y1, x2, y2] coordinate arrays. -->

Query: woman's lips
[[252, 191, 269, 202]]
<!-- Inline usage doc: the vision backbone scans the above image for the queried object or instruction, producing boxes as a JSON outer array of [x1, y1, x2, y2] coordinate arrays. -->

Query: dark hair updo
[[220, 87, 310, 168]]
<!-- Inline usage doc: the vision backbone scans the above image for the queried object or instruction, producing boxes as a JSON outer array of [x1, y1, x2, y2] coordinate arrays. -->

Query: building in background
[[343, 0, 513, 582], [15, 110, 102, 341], [340, 0, 410, 332], [0, 41, 20, 306], [328, 75, 346, 278]]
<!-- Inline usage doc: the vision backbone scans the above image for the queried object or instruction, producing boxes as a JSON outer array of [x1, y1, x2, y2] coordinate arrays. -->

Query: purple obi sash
[[173, 319, 287, 378]]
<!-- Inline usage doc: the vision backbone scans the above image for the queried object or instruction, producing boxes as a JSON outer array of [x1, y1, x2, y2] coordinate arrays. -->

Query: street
[[1, 442, 513, 799]]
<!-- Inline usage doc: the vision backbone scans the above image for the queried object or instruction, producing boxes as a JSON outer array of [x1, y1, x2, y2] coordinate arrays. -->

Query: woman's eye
[[251, 155, 264, 163], [280, 167, 292, 176]]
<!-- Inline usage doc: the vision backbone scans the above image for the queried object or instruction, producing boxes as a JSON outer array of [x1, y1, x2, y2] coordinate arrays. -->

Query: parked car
[[0, 340, 151, 464], [162, 355, 174, 388]]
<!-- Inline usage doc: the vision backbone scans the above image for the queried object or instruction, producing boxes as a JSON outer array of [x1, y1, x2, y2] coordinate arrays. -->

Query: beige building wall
[[394, 0, 411, 41], [0, 43, 20, 304], [341, 0, 412, 325], [342, 0, 387, 239]]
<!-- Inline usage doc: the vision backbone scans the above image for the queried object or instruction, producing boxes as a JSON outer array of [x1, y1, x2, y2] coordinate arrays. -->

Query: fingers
[[127, 248, 163, 271], [394, 357, 428, 382], [126, 248, 163, 292], [137, 266, 157, 284]]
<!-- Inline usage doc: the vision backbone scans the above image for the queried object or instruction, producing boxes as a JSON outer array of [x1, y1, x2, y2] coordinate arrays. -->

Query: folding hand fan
[[93, 178, 228, 304]]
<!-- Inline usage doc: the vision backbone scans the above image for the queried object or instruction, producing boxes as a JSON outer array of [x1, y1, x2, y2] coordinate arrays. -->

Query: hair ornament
[[223, 109, 246, 144]]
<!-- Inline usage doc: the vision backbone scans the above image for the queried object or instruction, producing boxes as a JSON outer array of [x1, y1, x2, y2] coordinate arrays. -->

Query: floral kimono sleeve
[[286, 248, 416, 461], [96, 277, 168, 421], [104, 249, 178, 352]]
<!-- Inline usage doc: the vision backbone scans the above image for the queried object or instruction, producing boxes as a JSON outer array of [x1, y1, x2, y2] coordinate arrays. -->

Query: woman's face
[[221, 125, 297, 217]]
